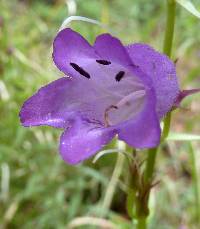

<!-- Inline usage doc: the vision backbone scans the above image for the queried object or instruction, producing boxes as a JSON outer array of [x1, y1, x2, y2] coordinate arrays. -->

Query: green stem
[[163, 0, 176, 57], [129, 148, 158, 229], [144, 148, 158, 183], [137, 218, 146, 229], [162, 0, 176, 140], [126, 188, 136, 218], [188, 143, 200, 224], [161, 112, 171, 141]]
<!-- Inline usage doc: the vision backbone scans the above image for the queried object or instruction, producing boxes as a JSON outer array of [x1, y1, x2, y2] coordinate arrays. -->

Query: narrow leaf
[[167, 132, 200, 141], [59, 15, 113, 34], [176, 0, 200, 18]]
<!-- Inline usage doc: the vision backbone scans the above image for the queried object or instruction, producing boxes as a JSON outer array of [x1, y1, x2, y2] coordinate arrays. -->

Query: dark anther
[[70, 63, 90, 79], [115, 71, 125, 82], [96, 60, 111, 65]]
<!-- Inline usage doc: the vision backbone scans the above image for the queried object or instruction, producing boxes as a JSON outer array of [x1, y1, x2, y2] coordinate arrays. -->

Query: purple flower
[[20, 28, 181, 164]]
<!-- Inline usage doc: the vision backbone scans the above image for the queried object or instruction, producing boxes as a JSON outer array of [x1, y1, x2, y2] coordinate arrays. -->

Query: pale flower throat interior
[[69, 58, 146, 127]]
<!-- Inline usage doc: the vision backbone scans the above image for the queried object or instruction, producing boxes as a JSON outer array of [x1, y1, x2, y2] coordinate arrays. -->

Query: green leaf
[[167, 132, 200, 141], [92, 149, 122, 163], [59, 15, 113, 33], [176, 0, 200, 18], [92, 148, 132, 163]]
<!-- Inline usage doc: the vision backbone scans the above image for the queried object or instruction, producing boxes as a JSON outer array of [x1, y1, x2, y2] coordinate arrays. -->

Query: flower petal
[[20, 77, 76, 128], [126, 43, 179, 118], [93, 33, 157, 129], [59, 119, 116, 164], [53, 28, 98, 77], [94, 33, 133, 67], [53, 29, 141, 96], [117, 81, 161, 148], [20, 76, 122, 128], [52, 30, 155, 129]]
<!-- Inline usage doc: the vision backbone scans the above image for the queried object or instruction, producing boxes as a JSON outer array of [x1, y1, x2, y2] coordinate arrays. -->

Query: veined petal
[[52, 29, 154, 130], [52, 29, 143, 96], [19, 77, 113, 128], [59, 119, 116, 164], [20, 77, 75, 128], [94, 33, 133, 67], [93, 33, 154, 100], [126, 43, 179, 118], [53, 28, 98, 77], [19, 28, 185, 164]]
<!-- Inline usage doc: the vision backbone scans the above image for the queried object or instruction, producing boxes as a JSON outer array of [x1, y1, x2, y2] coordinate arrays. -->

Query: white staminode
[[116, 90, 145, 107], [107, 89, 146, 126]]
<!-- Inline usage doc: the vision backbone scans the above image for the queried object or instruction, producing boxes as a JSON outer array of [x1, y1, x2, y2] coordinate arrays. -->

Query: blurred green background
[[0, 0, 200, 228]]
